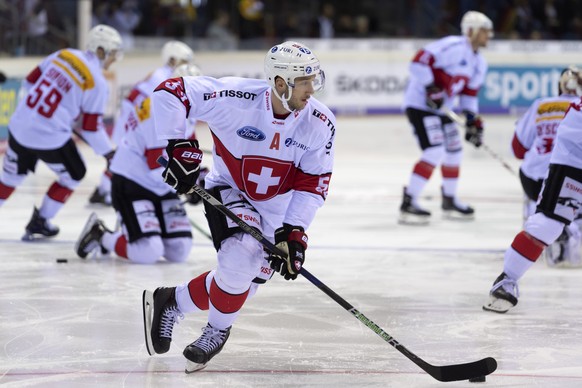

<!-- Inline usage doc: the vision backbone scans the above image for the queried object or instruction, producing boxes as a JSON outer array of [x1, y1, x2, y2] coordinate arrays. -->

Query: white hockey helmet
[[264, 41, 325, 92], [559, 65, 582, 95], [172, 63, 203, 78], [87, 24, 122, 57], [461, 11, 494, 38], [162, 41, 194, 67]]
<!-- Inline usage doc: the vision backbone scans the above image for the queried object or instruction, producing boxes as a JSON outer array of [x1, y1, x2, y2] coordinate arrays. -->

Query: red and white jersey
[[112, 65, 174, 144], [550, 99, 582, 169], [9, 48, 112, 154], [109, 94, 197, 196], [403, 35, 487, 114], [153, 76, 336, 234], [512, 94, 579, 180]]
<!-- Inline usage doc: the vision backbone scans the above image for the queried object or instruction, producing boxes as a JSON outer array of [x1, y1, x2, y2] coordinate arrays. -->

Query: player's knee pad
[[0, 168, 26, 188], [161, 198, 191, 236], [420, 145, 446, 167], [442, 148, 463, 166], [127, 236, 164, 264], [442, 121, 462, 152], [524, 212, 566, 245], [162, 236, 192, 263], [216, 232, 265, 292]]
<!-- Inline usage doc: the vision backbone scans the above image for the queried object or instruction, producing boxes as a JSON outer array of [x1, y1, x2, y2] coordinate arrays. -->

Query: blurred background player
[[511, 65, 582, 267], [483, 97, 582, 313], [0, 25, 122, 241], [75, 63, 204, 264], [88, 40, 195, 206], [399, 10, 493, 225], [142, 40, 334, 372]]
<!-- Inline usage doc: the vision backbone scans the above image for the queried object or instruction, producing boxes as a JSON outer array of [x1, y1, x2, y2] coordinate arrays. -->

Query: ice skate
[[545, 224, 582, 268], [88, 187, 112, 206], [75, 212, 111, 258], [142, 287, 183, 355], [483, 272, 519, 313], [21, 207, 59, 241], [441, 189, 475, 220], [544, 230, 568, 267], [398, 187, 431, 225], [183, 323, 231, 373]]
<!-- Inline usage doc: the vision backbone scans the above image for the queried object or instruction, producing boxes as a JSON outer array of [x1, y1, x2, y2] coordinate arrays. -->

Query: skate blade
[[21, 232, 57, 241], [398, 213, 430, 226], [482, 296, 514, 314], [442, 211, 475, 221], [75, 213, 98, 258], [142, 290, 155, 356], [185, 360, 208, 374], [21, 232, 36, 242]]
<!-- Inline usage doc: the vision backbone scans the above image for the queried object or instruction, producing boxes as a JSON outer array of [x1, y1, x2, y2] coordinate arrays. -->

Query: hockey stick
[[158, 156, 497, 382], [442, 107, 518, 177]]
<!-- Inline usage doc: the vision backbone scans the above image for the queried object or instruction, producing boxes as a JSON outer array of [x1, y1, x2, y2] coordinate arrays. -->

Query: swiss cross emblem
[[242, 156, 293, 201]]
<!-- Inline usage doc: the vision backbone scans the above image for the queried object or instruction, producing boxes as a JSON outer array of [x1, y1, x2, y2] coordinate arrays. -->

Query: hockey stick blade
[[300, 267, 497, 382], [157, 156, 498, 382]]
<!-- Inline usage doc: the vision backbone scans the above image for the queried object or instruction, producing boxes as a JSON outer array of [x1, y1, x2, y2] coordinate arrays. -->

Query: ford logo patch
[[237, 126, 266, 141]]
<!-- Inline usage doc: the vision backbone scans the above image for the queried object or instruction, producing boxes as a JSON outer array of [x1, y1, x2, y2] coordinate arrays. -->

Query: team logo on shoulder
[[236, 126, 266, 141]]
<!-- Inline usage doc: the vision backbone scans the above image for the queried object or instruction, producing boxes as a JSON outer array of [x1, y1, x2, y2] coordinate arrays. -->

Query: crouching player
[[75, 64, 204, 264]]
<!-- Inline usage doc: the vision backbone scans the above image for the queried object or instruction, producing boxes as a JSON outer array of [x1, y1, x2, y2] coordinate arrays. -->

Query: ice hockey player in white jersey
[[511, 66, 582, 267], [399, 10, 493, 225], [142, 41, 334, 372], [88, 40, 195, 206], [483, 94, 582, 313], [0, 25, 122, 241], [75, 64, 203, 264]]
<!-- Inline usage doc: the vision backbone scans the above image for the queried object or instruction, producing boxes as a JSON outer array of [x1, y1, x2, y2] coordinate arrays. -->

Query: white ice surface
[[2, 114, 582, 387]]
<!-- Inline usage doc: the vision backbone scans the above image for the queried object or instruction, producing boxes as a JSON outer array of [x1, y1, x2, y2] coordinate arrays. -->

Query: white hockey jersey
[[403, 35, 488, 114], [550, 99, 582, 169], [109, 94, 197, 196], [152, 76, 336, 235], [111, 65, 174, 145], [9, 48, 112, 154], [512, 94, 580, 180]]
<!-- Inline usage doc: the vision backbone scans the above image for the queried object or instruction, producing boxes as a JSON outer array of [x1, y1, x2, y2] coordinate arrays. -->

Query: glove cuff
[[275, 223, 308, 250]]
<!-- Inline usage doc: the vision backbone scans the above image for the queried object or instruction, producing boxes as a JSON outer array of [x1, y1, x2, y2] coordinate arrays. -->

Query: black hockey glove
[[184, 166, 209, 205], [163, 139, 203, 195], [464, 112, 484, 148], [425, 83, 445, 110], [268, 224, 308, 281]]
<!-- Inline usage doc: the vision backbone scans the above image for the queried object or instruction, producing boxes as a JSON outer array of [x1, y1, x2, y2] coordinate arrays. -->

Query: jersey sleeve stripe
[[81, 113, 100, 131]]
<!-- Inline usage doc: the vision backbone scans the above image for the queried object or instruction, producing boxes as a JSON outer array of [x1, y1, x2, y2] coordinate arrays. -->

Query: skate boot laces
[[492, 276, 520, 298], [193, 325, 229, 353], [160, 305, 184, 339]]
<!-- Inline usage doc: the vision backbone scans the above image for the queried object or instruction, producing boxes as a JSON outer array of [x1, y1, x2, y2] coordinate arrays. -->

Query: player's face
[[102, 50, 121, 70], [289, 75, 316, 111], [472, 28, 492, 48]]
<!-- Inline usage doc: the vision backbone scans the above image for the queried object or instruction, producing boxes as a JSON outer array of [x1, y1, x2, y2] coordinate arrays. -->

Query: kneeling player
[[75, 64, 204, 264]]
